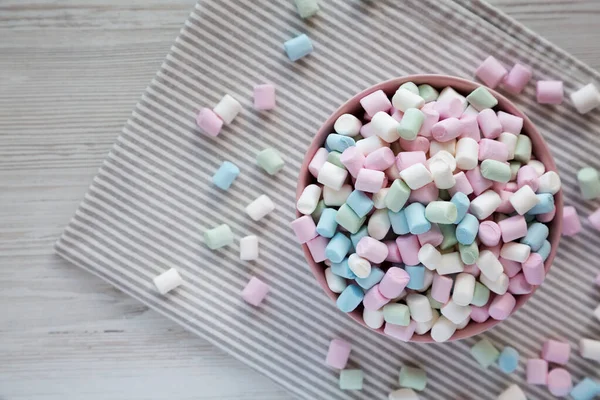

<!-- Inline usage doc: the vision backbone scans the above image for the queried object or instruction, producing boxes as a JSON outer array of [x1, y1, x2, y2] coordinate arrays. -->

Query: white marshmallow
[[309, 147, 329, 178], [437, 86, 468, 112], [418, 244, 442, 271], [498, 132, 518, 160], [415, 309, 439, 335], [527, 160, 546, 176], [497, 384, 526, 400], [386, 163, 402, 180], [509, 185, 539, 215], [296, 184, 322, 214], [399, 163, 433, 190], [452, 273, 475, 306], [431, 316, 457, 343], [325, 267, 347, 293], [363, 307, 385, 329], [579, 338, 600, 361], [429, 139, 456, 156], [441, 300, 472, 324], [570, 83, 600, 114], [317, 161, 348, 190], [417, 268, 434, 293], [477, 250, 504, 281], [239, 235, 259, 260], [537, 171, 561, 194], [348, 253, 371, 279], [371, 111, 401, 143], [430, 160, 456, 189], [213, 94, 242, 124], [334, 113, 362, 136], [437, 252, 465, 275], [372, 188, 390, 209], [500, 242, 531, 262], [470, 190, 502, 220], [406, 293, 433, 322], [392, 88, 425, 112], [480, 272, 509, 295], [428, 150, 457, 171], [462, 104, 479, 117], [389, 388, 420, 400], [356, 135, 388, 156], [455, 137, 479, 170], [245, 194, 275, 221], [456, 316, 470, 330], [323, 184, 352, 206], [367, 209, 391, 240], [153, 268, 183, 295]]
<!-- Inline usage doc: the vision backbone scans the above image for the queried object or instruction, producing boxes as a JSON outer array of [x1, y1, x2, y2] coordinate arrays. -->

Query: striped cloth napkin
[[56, 0, 600, 398]]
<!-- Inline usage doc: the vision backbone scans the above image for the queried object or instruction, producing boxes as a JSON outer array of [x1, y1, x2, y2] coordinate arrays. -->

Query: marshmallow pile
[[291, 81, 562, 343]]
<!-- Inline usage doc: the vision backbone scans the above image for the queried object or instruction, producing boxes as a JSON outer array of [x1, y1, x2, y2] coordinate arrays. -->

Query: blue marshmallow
[[326, 133, 355, 153], [526, 193, 555, 215], [325, 232, 352, 263], [456, 213, 479, 245], [316, 208, 338, 238], [346, 190, 374, 218], [350, 226, 369, 249], [331, 258, 356, 279], [404, 202, 431, 235], [536, 240, 552, 261], [389, 209, 410, 235], [497, 346, 519, 373], [212, 161, 240, 190], [450, 192, 470, 223], [284, 33, 313, 61], [405, 265, 425, 290], [571, 378, 600, 400], [521, 222, 549, 252], [336, 284, 364, 312], [355, 267, 385, 290]]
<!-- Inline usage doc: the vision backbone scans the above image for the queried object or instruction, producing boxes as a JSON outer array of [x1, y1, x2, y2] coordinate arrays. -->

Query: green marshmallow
[[204, 224, 234, 250], [509, 161, 521, 181], [398, 366, 427, 391], [578, 167, 600, 200], [480, 159, 511, 183], [383, 303, 411, 326], [425, 201, 458, 224], [514, 135, 532, 163], [439, 223, 458, 250], [471, 282, 490, 307], [459, 242, 479, 265], [466, 87, 498, 111], [327, 151, 345, 169], [335, 203, 366, 234], [311, 200, 326, 223], [427, 289, 443, 309], [339, 369, 363, 390], [418, 84, 439, 102], [294, 0, 319, 18], [386, 179, 411, 212], [397, 108, 425, 141], [400, 81, 419, 95], [256, 148, 285, 175], [471, 339, 500, 368]]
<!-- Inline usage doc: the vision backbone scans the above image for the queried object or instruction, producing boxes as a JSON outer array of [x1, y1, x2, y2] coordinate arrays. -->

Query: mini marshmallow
[[383, 303, 410, 325], [318, 161, 349, 191], [361, 90, 392, 117], [389, 389, 420, 400], [471, 338, 500, 368], [246, 194, 275, 221], [404, 203, 431, 235], [253, 84, 276, 110], [204, 224, 234, 249], [213, 94, 242, 124], [437, 251, 465, 275], [459, 115, 481, 141], [309, 148, 330, 178], [196, 108, 223, 137], [542, 339, 571, 365], [396, 151, 426, 172], [337, 284, 365, 312], [538, 171, 561, 194], [363, 308, 385, 329], [537, 80, 564, 104], [430, 160, 456, 189], [467, 87, 498, 111], [437, 86, 468, 112], [517, 165, 539, 192], [334, 114, 362, 136], [431, 316, 457, 342], [153, 268, 183, 295], [368, 208, 392, 239], [242, 276, 269, 306], [399, 163, 433, 190], [431, 274, 453, 303], [398, 108, 425, 141], [297, 184, 322, 214], [419, 84, 439, 102], [503, 63, 532, 94], [365, 147, 395, 171], [398, 365, 427, 391], [497, 384, 526, 400], [488, 292, 516, 320], [453, 273, 476, 306], [406, 293, 433, 322], [384, 320, 417, 342], [291, 215, 318, 243], [578, 167, 600, 200], [323, 184, 352, 207], [478, 221, 501, 246], [431, 117, 461, 142], [509, 185, 539, 214], [477, 109, 503, 139], [372, 188, 390, 209], [470, 190, 502, 219], [571, 83, 600, 114], [435, 97, 464, 119], [325, 232, 352, 263], [212, 161, 240, 190], [500, 242, 531, 262], [325, 267, 347, 293], [514, 135, 532, 163], [475, 56, 508, 88], [562, 206, 582, 236], [498, 215, 527, 242], [326, 338, 351, 369], [527, 358, 548, 385], [418, 243, 442, 270], [441, 300, 471, 324], [429, 140, 457, 156], [284, 34, 313, 61], [522, 253, 545, 285], [425, 201, 458, 224], [392, 88, 425, 112], [480, 272, 509, 295], [455, 138, 479, 171], [497, 133, 517, 160], [348, 253, 372, 279], [497, 111, 523, 135], [372, 111, 401, 143], [240, 235, 259, 261], [478, 138, 509, 162], [548, 369, 573, 397], [355, 168, 385, 193], [355, 266, 385, 290], [477, 249, 504, 281], [356, 135, 388, 156], [580, 338, 600, 361], [356, 236, 388, 264], [528, 159, 546, 176]]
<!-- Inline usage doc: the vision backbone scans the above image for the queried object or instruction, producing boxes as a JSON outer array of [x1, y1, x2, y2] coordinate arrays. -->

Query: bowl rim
[[296, 74, 563, 343]]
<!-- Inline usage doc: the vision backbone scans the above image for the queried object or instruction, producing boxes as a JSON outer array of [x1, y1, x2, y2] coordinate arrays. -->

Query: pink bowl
[[296, 75, 563, 342]]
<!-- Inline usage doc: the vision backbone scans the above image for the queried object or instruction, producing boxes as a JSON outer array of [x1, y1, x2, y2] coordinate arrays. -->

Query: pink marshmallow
[[589, 208, 600, 230], [360, 90, 392, 117], [355, 168, 385, 193], [196, 108, 223, 137], [508, 273, 533, 294], [562, 206, 582, 237], [536, 206, 556, 223], [463, 263, 480, 277], [431, 117, 462, 142], [542, 339, 571, 365], [363, 284, 391, 310], [505, 182, 518, 192], [417, 223, 443, 247], [325, 339, 351, 369], [363, 112, 372, 121], [501, 257, 522, 278], [497, 111, 524, 135], [418, 108, 440, 138], [379, 266, 410, 299], [408, 182, 439, 204], [537, 81, 564, 105], [290, 215, 318, 243], [470, 304, 490, 323], [448, 172, 474, 196], [517, 165, 539, 192], [306, 235, 329, 263], [527, 359, 548, 385], [498, 215, 527, 242], [395, 235, 421, 266], [242, 277, 270, 306], [356, 236, 388, 264], [475, 56, 508, 88], [360, 122, 375, 138], [459, 115, 481, 141], [391, 109, 404, 122], [503, 64, 532, 94], [431, 274, 453, 303], [384, 320, 416, 342], [399, 137, 430, 153], [547, 368, 572, 397], [253, 84, 276, 110], [385, 240, 403, 263], [434, 98, 463, 119], [478, 221, 502, 247], [478, 138, 509, 161], [483, 243, 501, 258], [364, 147, 395, 171], [309, 147, 330, 178], [492, 181, 507, 192], [522, 253, 545, 285], [477, 109, 503, 139], [465, 167, 493, 196], [488, 292, 516, 320], [396, 151, 427, 172], [496, 191, 515, 215], [385, 164, 401, 180], [340, 147, 365, 178]]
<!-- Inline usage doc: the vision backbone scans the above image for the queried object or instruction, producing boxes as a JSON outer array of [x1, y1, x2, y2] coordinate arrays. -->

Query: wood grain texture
[[0, 1, 599, 399]]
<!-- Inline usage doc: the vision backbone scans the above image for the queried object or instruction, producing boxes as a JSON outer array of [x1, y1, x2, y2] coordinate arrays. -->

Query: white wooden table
[[1, 1, 599, 399]]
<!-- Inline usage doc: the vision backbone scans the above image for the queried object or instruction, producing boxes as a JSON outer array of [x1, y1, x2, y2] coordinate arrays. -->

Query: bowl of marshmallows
[[291, 75, 563, 343]]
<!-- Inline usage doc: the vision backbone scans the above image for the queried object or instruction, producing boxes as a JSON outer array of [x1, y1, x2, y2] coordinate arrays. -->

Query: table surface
[[1, 1, 600, 399]]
